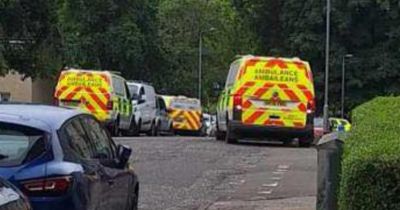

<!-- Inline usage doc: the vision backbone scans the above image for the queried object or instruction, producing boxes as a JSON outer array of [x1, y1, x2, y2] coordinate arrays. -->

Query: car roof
[[0, 104, 83, 132]]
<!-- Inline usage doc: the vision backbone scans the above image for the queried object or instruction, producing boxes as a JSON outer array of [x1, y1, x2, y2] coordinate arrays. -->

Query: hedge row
[[339, 97, 400, 210]]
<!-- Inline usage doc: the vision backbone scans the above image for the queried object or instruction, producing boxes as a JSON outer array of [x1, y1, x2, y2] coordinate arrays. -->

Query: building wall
[[31, 77, 56, 105], [0, 72, 32, 102], [0, 72, 55, 104]]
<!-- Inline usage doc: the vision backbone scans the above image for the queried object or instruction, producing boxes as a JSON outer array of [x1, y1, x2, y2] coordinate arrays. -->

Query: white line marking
[[271, 177, 282, 180], [278, 164, 290, 169], [258, 190, 273, 195], [273, 171, 285, 175], [262, 182, 279, 187]]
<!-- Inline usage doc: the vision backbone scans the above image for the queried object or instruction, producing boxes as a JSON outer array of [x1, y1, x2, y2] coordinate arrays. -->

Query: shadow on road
[[232, 139, 315, 149]]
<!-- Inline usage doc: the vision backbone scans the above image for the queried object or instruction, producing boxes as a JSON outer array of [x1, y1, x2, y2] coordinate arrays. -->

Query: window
[[0, 92, 11, 102], [0, 122, 46, 167], [139, 87, 145, 97], [62, 118, 93, 159], [82, 117, 114, 159], [159, 98, 167, 111], [128, 84, 139, 98], [225, 62, 240, 87], [112, 77, 126, 96]]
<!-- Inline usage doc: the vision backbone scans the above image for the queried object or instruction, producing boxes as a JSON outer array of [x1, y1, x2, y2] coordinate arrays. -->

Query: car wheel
[[225, 122, 238, 144], [126, 184, 139, 210]]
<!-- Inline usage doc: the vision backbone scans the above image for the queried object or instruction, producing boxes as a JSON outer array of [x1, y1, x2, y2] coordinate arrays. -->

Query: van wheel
[[225, 122, 238, 144], [112, 119, 120, 137], [122, 118, 139, 137], [147, 121, 157, 136], [154, 122, 160, 136], [215, 130, 225, 141], [299, 134, 313, 148]]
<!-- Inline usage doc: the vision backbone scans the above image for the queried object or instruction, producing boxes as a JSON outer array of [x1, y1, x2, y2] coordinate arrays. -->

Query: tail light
[[307, 100, 316, 114], [107, 101, 114, 110], [233, 95, 242, 120], [233, 95, 242, 111], [21, 176, 72, 197]]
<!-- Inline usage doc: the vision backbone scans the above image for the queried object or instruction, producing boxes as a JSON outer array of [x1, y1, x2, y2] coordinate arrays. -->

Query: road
[[115, 136, 317, 210]]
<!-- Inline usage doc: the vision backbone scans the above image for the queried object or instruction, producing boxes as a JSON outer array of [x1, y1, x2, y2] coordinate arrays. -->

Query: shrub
[[339, 97, 400, 210]]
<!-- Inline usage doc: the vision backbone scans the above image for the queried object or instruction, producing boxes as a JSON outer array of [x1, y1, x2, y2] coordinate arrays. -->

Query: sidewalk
[[206, 196, 316, 210]]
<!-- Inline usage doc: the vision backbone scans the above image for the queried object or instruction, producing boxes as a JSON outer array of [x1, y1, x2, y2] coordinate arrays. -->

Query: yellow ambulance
[[216, 56, 315, 146], [163, 96, 203, 135], [54, 69, 134, 136]]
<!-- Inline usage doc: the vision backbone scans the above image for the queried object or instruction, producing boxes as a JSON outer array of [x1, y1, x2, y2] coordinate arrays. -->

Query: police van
[[54, 69, 134, 136], [216, 56, 315, 146]]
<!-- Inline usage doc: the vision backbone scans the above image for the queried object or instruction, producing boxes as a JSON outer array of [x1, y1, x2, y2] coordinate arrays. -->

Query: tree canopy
[[1, 0, 399, 113]]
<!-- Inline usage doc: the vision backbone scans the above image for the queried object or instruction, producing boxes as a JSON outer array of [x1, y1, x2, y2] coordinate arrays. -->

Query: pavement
[[115, 136, 317, 210]]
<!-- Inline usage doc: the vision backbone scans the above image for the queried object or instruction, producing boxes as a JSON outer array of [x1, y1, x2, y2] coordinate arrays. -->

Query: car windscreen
[[171, 101, 201, 110], [128, 84, 139, 96], [0, 122, 46, 167]]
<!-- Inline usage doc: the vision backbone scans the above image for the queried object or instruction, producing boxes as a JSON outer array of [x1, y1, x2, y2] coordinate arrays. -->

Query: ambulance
[[163, 96, 203, 135], [54, 69, 134, 136], [216, 56, 315, 146]]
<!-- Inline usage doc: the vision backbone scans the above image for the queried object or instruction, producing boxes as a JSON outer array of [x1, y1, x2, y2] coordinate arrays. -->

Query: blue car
[[0, 104, 139, 210]]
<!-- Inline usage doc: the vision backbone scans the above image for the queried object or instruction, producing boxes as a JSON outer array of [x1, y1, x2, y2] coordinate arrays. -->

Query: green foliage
[[1, 0, 399, 111], [339, 97, 400, 210]]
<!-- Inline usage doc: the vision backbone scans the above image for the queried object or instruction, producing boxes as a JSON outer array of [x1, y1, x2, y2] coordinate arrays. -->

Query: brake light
[[233, 95, 242, 111], [21, 176, 72, 197], [107, 101, 114, 110], [233, 95, 242, 121], [307, 100, 316, 114]]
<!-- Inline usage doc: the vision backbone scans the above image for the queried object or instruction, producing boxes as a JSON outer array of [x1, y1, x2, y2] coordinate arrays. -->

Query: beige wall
[[32, 78, 56, 105], [0, 72, 32, 102], [0, 72, 55, 104]]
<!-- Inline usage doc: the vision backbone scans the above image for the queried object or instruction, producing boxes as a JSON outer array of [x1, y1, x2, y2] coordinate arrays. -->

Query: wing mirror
[[117, 144, 132, 168]]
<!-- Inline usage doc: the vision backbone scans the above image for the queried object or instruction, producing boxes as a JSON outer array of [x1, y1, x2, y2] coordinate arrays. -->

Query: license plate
[[265, 100, 286, 106], [62, 100, 80, 107]]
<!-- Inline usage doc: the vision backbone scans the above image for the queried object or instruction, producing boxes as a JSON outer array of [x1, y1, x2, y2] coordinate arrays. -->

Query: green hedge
[[339, 97, 400, 210]]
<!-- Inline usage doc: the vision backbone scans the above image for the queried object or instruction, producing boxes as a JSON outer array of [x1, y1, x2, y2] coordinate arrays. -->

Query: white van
[[127, 81, 158, 136]]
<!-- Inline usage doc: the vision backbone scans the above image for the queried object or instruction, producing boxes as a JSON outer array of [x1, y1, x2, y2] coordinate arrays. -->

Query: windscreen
[[128, 84, 139, 97], [171, 99, 201, 110], [0, 122, 46, 167]]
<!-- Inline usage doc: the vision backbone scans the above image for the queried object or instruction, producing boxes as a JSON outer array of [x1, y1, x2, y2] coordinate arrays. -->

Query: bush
[[339, 97, 400, 210]]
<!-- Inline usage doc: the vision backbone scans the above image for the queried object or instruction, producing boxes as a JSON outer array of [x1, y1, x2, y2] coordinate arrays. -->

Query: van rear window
[[0, 123, 46, 167]]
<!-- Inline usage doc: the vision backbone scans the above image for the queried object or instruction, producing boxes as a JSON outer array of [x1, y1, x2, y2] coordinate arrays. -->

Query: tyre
[[215, 130, 225, 141], [225, 122, 238, 144], [147, 121, 157, 136], [126, 183, 139, 210], [122, 118, 139, 137], [111, 118, 120, 137], [299, 134, 313, 148], [154, 122, 160, 136]]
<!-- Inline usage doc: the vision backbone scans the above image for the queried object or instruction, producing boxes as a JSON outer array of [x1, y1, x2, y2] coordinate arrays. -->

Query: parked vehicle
[[0, 104, 139, 210], [54, 69, 134, 136], [164, 96, 203, 135], [202, 114, 216, 137], [314, 117, 324, 139], [0, 177, 32, 210], [216, 56, 315, 146], [329, 117, 351, 132], [127, 81, 158, 136], [155, 96, 173, 135]]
